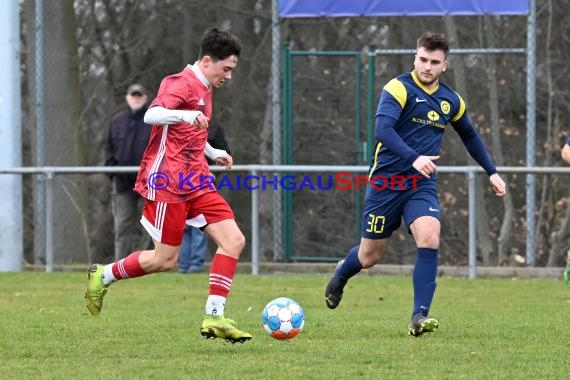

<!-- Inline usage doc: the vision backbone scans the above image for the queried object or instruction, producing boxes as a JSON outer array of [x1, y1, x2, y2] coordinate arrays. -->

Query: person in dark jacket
[[179, 120, 231, 273], [105, 83, 152, 260]]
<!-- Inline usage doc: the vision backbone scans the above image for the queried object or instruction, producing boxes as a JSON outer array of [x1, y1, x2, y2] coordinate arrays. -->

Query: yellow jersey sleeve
[[383, 79, 407, 109], [451, 92, 467, 122]]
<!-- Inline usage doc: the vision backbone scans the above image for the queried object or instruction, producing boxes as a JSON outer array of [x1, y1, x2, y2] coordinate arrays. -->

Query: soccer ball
[[261, 297, 305, 340]]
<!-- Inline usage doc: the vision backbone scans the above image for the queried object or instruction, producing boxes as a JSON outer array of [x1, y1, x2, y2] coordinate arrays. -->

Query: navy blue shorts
[[361, 180, 441, 239]]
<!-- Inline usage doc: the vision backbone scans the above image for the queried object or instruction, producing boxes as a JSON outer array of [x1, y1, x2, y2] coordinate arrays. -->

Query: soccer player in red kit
[[85, 28, 251, 343]]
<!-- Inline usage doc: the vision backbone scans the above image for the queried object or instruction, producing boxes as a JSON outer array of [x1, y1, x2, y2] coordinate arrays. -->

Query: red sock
[[112, 251, 147, 280], [209, 253, 237, 297]]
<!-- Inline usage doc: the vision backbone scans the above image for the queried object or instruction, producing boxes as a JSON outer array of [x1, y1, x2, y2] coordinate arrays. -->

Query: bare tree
[[445, 16, 496, 265], [482, 17, 514, 265], [545, 0, 570, 266]]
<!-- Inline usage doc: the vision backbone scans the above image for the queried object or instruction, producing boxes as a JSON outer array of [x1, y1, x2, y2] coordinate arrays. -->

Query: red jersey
[[134, 65, 214, 202]]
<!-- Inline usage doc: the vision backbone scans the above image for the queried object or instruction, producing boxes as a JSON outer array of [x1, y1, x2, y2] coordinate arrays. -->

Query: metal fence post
[[468, 169, 477, 279], [271, 0, 283, 263], [251, 168, 260, 275], [34, 0, 46, 267], [45, 171, 54, 272], [526, 0, 537, 266]]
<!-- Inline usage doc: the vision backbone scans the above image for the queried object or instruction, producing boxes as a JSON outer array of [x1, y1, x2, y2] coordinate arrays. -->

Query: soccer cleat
[[408, 312, 439, 337], [324, 260, 347, 309], [85, 264, 108, 316], [200, 315, 252, 344]]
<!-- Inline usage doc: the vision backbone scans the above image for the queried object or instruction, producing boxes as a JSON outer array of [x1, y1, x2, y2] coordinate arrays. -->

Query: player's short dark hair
[[199, 28, 241, 61], [417, 32, 449, 57]]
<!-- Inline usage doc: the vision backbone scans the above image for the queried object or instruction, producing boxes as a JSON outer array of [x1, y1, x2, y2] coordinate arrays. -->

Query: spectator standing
[[105, 84, 152, 260]]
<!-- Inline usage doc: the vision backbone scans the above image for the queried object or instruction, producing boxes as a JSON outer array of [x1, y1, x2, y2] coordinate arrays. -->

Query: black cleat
[[324, 260, 347, 309]]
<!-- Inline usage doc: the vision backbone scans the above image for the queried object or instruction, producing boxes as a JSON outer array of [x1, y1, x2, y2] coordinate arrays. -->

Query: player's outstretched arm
[[144, 106, 209, 129], [489, 173, 507, 196], [452, 115, 497, 175]]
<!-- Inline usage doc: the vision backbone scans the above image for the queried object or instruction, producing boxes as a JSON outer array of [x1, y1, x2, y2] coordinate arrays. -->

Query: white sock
[[102, 264, 116, 285], [205, 295, 226, 316]]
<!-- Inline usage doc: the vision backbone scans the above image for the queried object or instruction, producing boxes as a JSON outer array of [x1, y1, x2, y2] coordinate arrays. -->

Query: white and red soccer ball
[[261, 297, 305, 340]]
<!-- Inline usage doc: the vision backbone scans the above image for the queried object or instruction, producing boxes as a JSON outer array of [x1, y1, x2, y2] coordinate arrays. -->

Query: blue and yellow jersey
[[369, 71, 466, 181]]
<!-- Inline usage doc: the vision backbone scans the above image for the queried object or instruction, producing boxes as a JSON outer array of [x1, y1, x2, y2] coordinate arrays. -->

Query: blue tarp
[[279, 0, 529, 18]]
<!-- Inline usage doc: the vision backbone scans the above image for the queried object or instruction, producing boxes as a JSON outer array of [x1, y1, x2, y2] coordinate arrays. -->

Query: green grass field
[[0, 272, 568, 379]]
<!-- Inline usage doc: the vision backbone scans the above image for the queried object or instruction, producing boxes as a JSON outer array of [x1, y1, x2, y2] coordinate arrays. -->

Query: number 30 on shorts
[[366, 213, 386, 234]]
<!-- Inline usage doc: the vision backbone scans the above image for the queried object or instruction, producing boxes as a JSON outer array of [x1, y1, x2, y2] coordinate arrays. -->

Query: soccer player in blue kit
[[325, 32, 507, 337]]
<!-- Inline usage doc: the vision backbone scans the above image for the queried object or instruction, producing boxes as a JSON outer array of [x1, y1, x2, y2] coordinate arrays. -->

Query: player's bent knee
[[360, 258, 377, 269], [358, 252, 380, 268], [230, 233, 246, 252], [219, 233, 246, 257], [237, 233, 246, 249]]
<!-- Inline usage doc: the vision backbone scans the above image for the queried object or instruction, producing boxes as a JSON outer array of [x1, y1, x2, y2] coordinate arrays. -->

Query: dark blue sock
[[337, 246, 362, 281], [412, 247, 439, 316]]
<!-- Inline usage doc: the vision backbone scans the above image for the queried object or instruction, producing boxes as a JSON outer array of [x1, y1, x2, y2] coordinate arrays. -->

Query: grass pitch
[[0, 271, 568, 379]]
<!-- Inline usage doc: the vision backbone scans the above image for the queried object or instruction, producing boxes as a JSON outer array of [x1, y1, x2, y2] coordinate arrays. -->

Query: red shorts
[[140, 192, 234, 246]]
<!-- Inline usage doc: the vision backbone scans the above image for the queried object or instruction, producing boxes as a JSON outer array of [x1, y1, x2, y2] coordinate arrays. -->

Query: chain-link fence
[[11, 1, 570, 270]]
